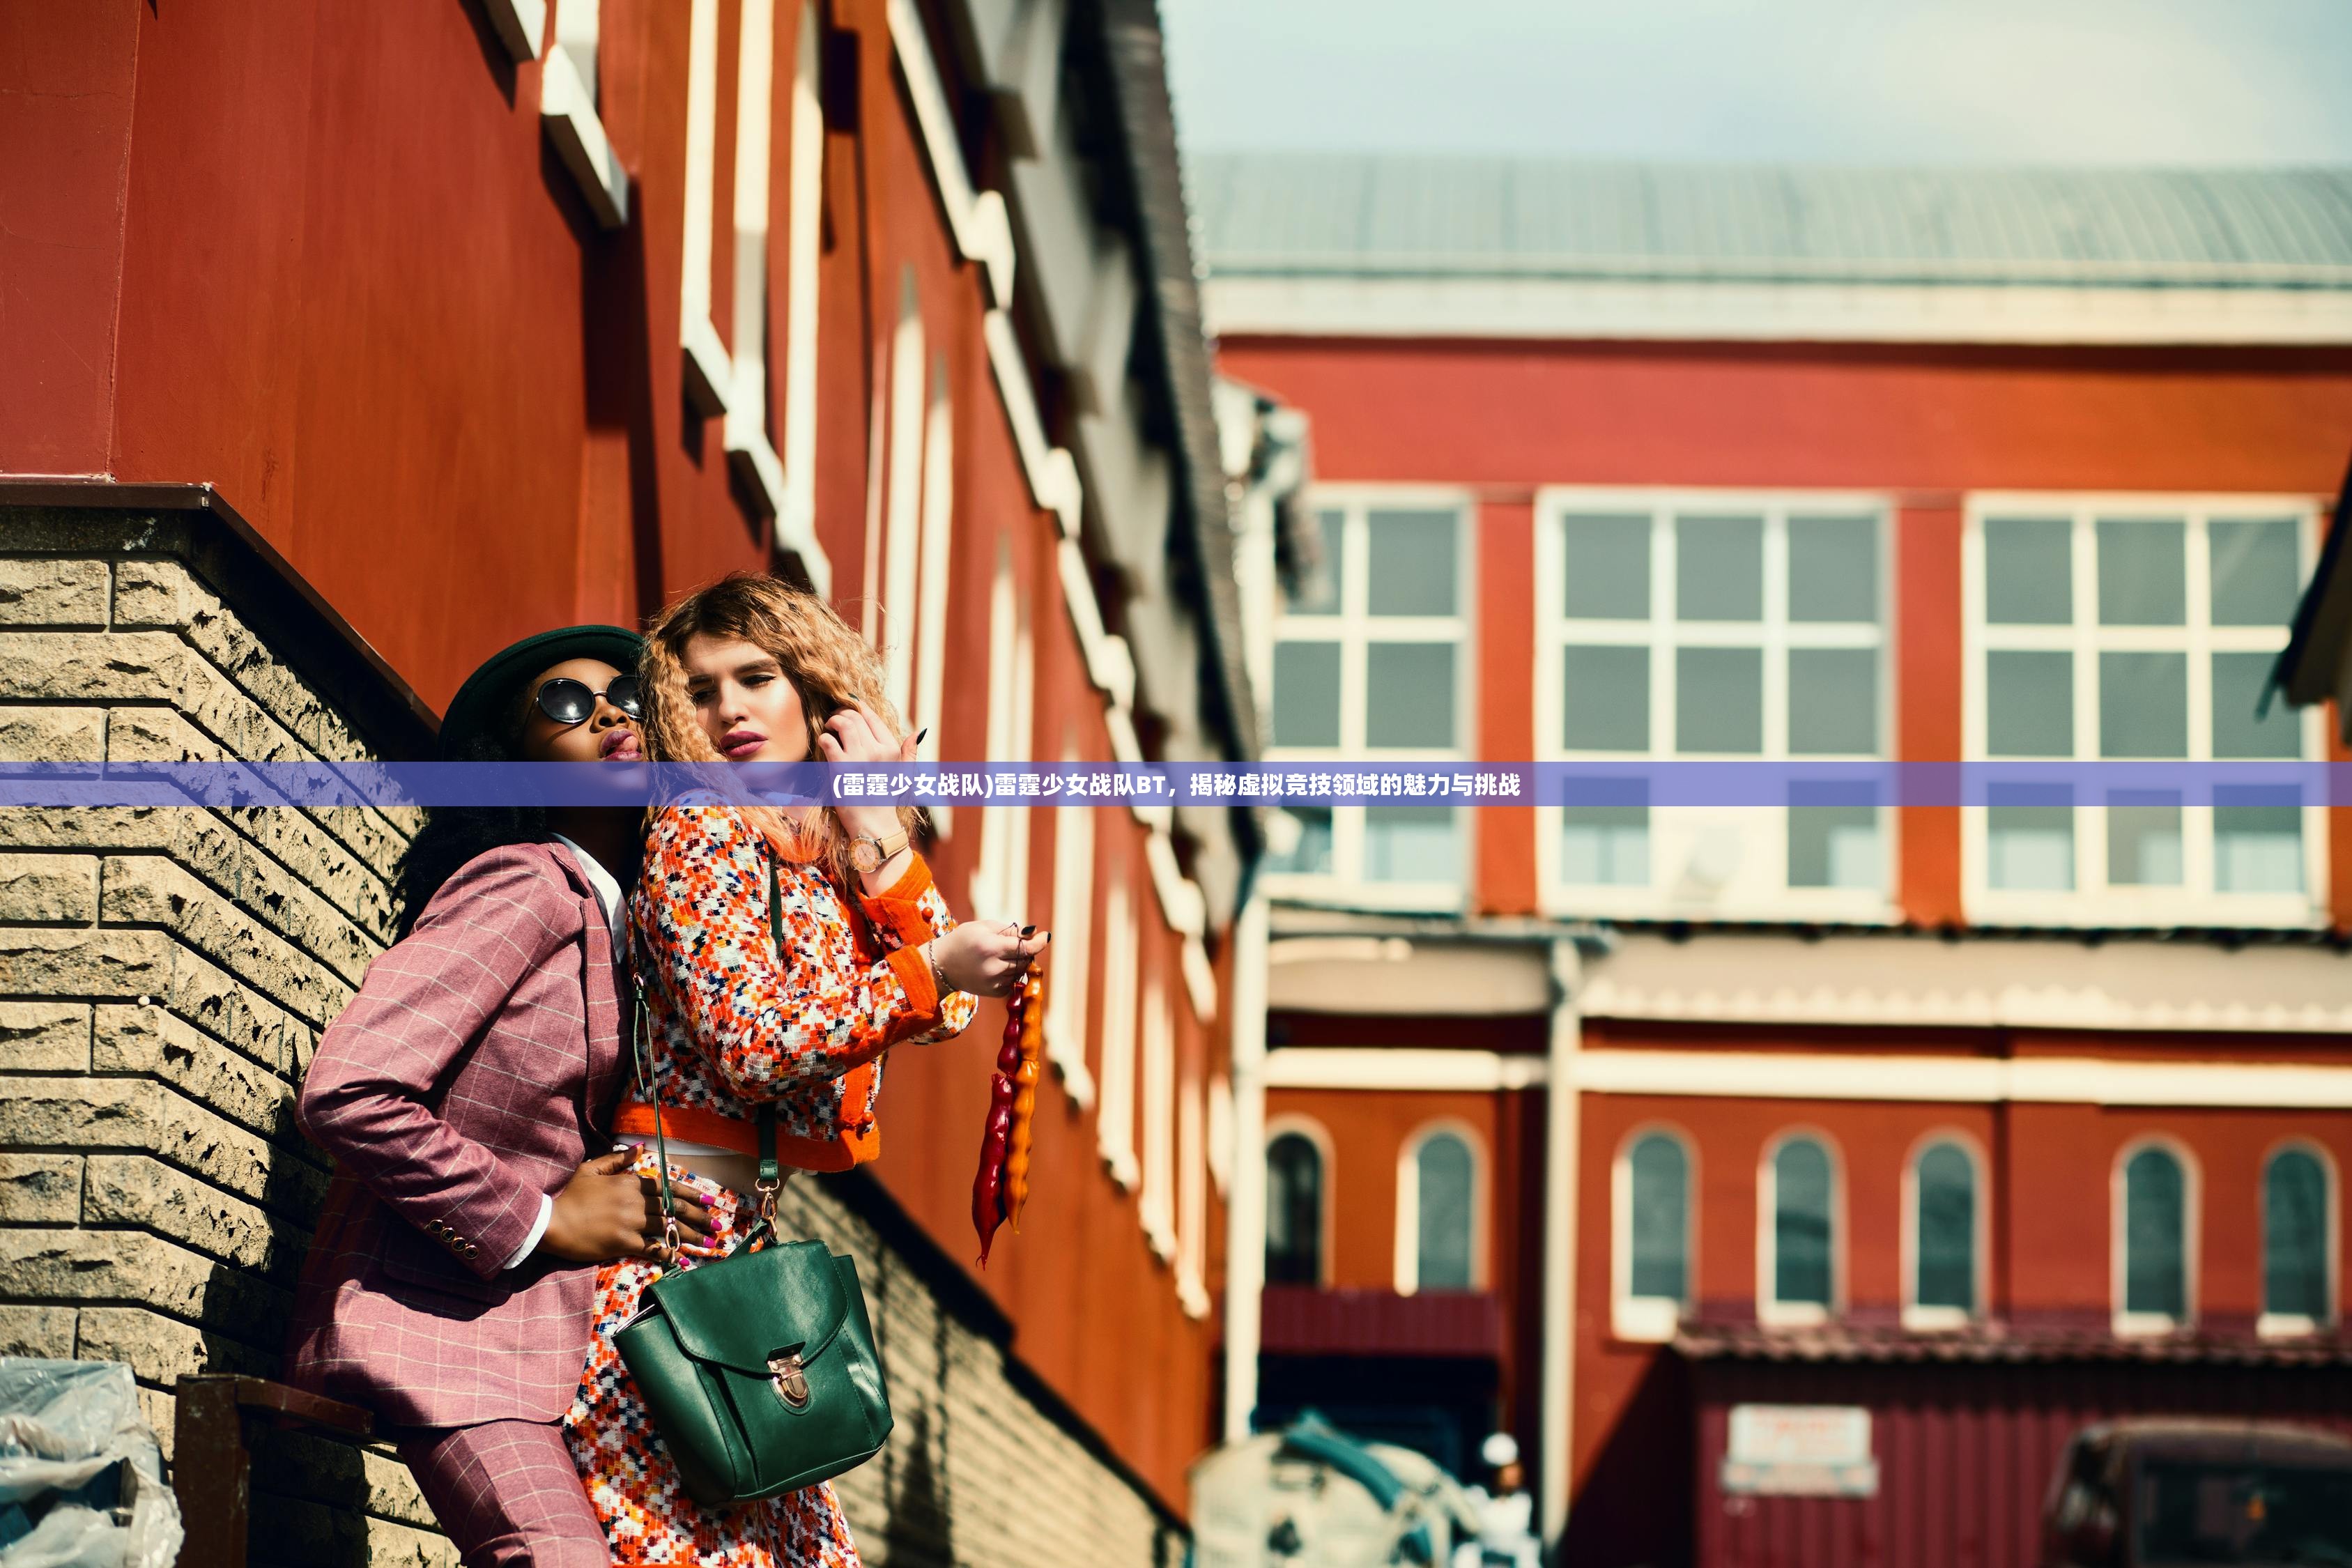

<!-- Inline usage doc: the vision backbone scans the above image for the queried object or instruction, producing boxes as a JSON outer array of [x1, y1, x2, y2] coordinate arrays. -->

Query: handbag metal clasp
[[768, 1351, 810, 1411]]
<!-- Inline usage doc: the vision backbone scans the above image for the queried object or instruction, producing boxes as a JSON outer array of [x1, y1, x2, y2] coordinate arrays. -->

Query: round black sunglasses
[[535, 675, 643, 727]]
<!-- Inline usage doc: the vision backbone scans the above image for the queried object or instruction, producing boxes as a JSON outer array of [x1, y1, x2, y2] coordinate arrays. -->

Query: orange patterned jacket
[[620, 799, 976, 1170]]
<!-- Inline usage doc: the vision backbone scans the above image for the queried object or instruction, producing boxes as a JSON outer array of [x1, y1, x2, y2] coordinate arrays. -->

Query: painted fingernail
[[1022, 925, 1036, 937], [916, 728, 928, 744]]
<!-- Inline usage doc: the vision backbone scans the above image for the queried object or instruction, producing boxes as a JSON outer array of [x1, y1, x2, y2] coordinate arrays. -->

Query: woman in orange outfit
[[562, 573, 1045, 1565]]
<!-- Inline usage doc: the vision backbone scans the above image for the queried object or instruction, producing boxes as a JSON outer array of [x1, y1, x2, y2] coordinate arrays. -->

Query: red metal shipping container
[[1683, 1333, 2352, 1568]]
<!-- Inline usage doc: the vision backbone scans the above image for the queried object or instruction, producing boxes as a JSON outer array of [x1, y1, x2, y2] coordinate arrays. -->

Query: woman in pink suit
[[286, 626, 711, 1568]]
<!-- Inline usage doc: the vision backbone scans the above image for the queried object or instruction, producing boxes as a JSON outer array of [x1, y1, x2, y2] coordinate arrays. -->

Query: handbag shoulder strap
[[634, 845, 787, 1254]]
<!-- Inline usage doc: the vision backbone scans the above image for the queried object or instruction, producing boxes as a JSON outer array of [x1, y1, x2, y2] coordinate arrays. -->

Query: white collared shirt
[[501, 833, 632, 1269]]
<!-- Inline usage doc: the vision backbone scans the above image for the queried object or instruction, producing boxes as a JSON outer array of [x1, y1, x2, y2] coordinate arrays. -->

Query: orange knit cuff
[[859, 852, 941, 948], [884, 943, 941, 1030]]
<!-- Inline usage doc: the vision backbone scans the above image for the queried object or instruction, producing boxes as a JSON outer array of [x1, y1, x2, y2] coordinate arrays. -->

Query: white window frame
[[1757, 1128, 1845, 1328], [1263, 484, 1475, 912], [1394, 1119, 1489, 1294], [1095, 875, 1139, 1190], [1042, 774, 1098, 1108], [969, 536, 1034, 922], [910, 355, 955, 801], [2258, 1137, 2339, 1337], [1613, 1124, 1697, 1342], [1962, 495, 2326, 928], [1900, 1130, 1988, 1331], [1533, 488, 1899, 923], [1265, 1114, 1337, 1290], [1140, 971, 1176, 1262], [1177, 1054, 1210, 1318], [2112, 1135, 2200, 1337]]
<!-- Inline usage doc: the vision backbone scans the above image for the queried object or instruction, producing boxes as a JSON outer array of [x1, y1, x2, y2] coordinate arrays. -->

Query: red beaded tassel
[[970, 967, 1045, 1268]]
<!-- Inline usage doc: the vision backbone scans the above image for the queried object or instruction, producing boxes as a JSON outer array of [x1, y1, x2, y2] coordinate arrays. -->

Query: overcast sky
[[1160, 0, 2352, 167]]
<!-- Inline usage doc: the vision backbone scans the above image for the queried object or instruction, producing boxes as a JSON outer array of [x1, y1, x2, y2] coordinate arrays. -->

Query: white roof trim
[[1202, 274, 2352, 347], [1266, 1045, 2352, 1108], [1579, 930, 2352, 1033]]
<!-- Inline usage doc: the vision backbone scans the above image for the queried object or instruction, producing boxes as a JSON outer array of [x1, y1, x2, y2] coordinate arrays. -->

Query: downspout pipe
[[1540, 938, 1583, 1558]]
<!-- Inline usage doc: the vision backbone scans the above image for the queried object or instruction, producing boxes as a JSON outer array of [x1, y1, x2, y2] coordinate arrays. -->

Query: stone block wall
[[0, 496, 1185, 1567]]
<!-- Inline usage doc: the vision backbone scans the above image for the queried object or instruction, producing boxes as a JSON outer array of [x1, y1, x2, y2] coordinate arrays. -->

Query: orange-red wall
[[0, 0, 1217, 1506], [1217, 335, 2352, 928], [1569, 1023, 2352, 1563]]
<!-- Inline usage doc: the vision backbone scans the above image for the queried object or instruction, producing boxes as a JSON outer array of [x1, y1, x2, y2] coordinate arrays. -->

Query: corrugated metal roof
[[1190, 153, 2352, 289], [1675, 1322, 2352, 1366]]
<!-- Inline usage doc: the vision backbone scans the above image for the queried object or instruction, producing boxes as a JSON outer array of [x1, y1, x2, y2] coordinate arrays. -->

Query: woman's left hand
[[817, 702, 912, 766], [822, 702, 919, 843]]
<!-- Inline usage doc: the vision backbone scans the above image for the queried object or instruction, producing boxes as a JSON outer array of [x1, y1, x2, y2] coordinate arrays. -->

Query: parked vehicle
[[2043, 1419, 2352, 1567]]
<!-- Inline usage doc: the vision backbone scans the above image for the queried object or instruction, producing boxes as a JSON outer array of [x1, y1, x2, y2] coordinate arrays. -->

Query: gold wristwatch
[[849, 824, 909, 874]]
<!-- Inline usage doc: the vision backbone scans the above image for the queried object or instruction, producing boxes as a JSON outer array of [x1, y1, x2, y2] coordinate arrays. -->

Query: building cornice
[[1203, 273, 2352, 348]]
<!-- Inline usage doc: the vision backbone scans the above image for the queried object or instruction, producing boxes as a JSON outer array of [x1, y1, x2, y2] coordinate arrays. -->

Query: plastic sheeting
[[0, 1359, 182, 1568]]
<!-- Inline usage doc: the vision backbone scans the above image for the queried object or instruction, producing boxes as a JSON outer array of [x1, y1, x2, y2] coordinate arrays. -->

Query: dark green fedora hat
[[438, 624, 645, 760]]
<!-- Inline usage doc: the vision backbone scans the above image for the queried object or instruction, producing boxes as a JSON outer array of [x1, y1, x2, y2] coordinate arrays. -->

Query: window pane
[[1789, 516, 1878, 623], [1628, 1135, 1689, 1302], [1915, 1143, 1976, 1312], [1773, 1139, 1834, 1307], [1988, 784, 2075, 891], [1415, 1134, 1475, 1291], [2213, 652, 2302, 759], [1564, 778, 1649, 886], [1366, 509, 1457, 616], [2097, 518, 2186, 626], [2107, 792, 2183, 886], [1564, 514, 1652, 620], [1365, 643, 1455, 748], [1986, 650, 2074, 756], [1563, 645, 1650, 751], [2216, 785, 2303, 894], [2263, 1150, 2330, 1321], [1266, 1132, 1323, 1286], [2211, 519, 2300, 627], [1676, 647, 1763, 753], [1272, 642, 1342, 748], [1267, 806, 1333, 877], [1788, 650, 1878, 755], [1788, 783, 1881, 889], [1366, 806, 1458, 884], [1985, 518, 2073, 625], [1284, 509, 1345, 615], [2099, 652, 2187, 758], [1677, 516, 1764, 621], [2124, 1147, 2186, 1319]]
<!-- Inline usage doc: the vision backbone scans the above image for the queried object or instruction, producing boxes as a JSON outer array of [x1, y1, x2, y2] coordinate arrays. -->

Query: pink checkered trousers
[[284, 840, 627, 1428]]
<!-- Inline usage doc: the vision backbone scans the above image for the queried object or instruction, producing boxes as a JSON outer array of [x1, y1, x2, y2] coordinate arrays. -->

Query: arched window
[[1392, 1123, 1486, 1298], [1908, 1139, 1981, 1325], [1762, 1134, 1838, 1322], [2263, 1145, 2335, 1332], [2118, 1143, 2192, 1332], [1615, 1130, 1693, 1340], [1265, 1130, 1325, 1286]]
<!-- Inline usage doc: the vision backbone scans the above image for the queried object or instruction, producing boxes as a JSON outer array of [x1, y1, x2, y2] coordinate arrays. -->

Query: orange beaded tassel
[[971, 967, 1044, 1267]]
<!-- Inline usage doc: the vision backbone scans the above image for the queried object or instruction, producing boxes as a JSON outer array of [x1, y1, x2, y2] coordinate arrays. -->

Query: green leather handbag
[[612, 850, 894, 1509]]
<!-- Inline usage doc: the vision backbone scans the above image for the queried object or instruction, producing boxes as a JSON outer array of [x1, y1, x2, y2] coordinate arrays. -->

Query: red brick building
[[0, 2, 1254, 1558], [1202, 153, 2352, 1568]]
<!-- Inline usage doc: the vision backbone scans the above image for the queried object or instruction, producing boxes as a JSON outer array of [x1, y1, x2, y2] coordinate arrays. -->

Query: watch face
[[850, 838, 882, 874]]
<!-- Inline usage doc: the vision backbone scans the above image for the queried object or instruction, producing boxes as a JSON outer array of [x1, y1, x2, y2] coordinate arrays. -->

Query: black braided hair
[[390, 679, 546, 940]]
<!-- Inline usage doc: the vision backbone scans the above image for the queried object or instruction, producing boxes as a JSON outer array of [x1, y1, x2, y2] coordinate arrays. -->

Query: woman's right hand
[[540, 1150, 714, 1262], [930, 920, 1047, 999]]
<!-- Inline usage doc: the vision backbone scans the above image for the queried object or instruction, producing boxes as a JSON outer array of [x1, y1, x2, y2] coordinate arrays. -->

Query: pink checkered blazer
[[283, 840, 627, 1428]]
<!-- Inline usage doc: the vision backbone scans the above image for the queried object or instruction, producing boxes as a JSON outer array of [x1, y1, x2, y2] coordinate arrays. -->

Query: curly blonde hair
[[639, 571, 917, 884]]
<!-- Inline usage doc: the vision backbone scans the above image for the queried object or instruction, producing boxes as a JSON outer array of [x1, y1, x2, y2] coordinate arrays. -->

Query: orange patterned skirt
[[562, 1149, 862, 1567]]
